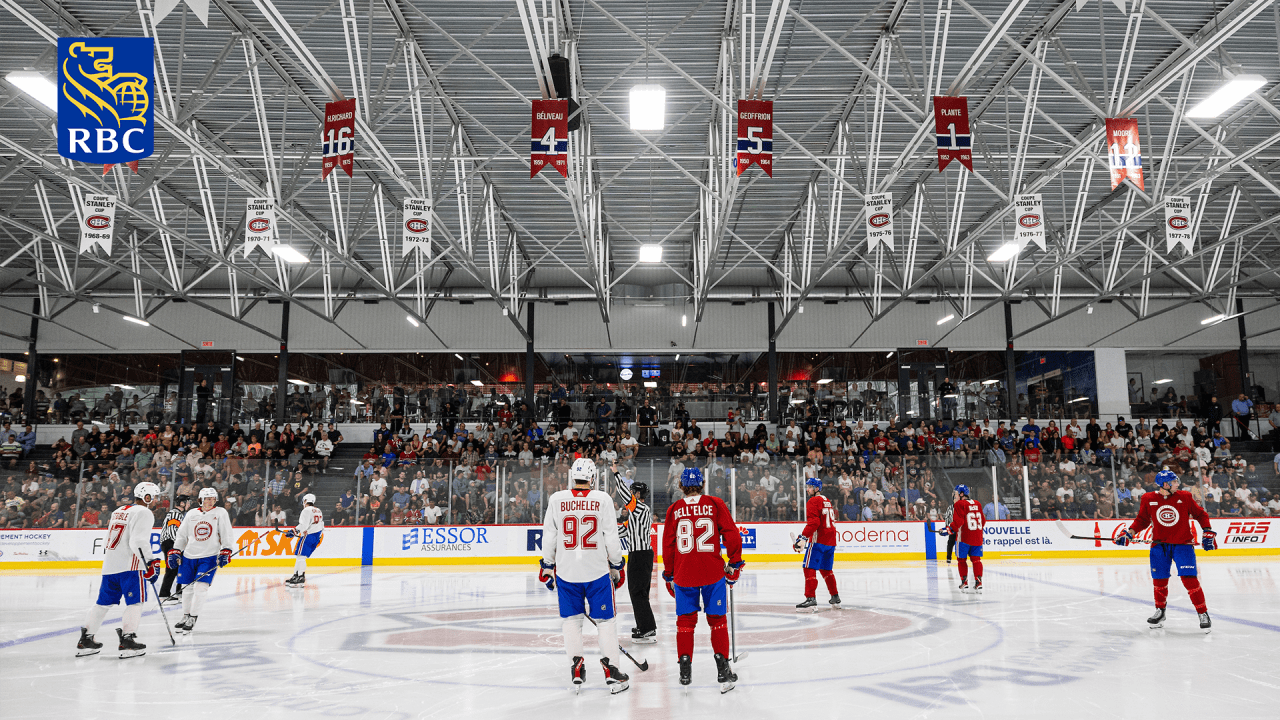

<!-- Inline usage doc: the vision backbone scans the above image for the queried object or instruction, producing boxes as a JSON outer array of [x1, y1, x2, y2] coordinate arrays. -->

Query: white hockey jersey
[[174, 506, 234, 559], [295, 505, 324, 536], [100, 504, 156, 575], [540, 488, 623, 583]]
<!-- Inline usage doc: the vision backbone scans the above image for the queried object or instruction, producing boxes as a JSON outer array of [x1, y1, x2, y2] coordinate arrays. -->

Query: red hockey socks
[[1153, 578, 1169, 609], [707, 614, 730, 656], [676, 613, 698, 657], [1180, 576, 1208, 613], [970, 558, 983, 581], [803, 568, 818, 597], [958, 557, 968, 581], [821, 570, 839, 596]]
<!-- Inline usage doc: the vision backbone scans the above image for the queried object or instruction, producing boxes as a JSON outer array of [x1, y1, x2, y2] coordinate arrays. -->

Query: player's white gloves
[[610, 559, 626, 590], [538, 560, 556, 591]]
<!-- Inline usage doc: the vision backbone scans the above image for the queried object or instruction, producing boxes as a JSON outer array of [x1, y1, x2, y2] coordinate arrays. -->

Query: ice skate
[[174, 614, 197, 635], [714, 653, 737, 694], [973, 579, 983, 594], [1199, 612, 1212, 634], [284, 572, 305, 588], [1147, 607, 1166, 629], [829, 594, 842, 609], [795, 596, 818, 612], [958, 580, 970, 593], [116, 628, 146, 659], [600, 658, 630, 694], [631, 629, 657, 644], [570, 656, 586, 693], [75, 628, 102, 657], [678, 654, 692, 687]]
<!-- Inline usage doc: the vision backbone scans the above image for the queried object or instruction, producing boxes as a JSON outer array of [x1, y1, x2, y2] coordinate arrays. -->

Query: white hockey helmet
[[198, 487, 218, 501], [133, 481, 160, 502], [569, 457, 598, 488], [303, 493, 316, 505]]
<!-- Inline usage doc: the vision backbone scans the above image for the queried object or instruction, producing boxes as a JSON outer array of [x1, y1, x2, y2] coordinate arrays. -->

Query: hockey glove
[[724, 560, 745, 586], [538, 559, 556, 591], [1202, 529, 1217, 552], [143, 558, 162, 581], [936, 527, 950, 537], [662, 570, 675, 598], [1113, 529, 1134, 547], [166, 549, 182, 570], [609, 559, 626, 590], [792, 536, 805, 553], [217, 548, 233, 567], [285, 529, 298, 539]]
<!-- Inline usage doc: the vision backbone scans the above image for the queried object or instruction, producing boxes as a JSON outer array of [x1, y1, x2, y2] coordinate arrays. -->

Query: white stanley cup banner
[[1164, 195, 1193, 254], [78, 193, 117, 254], [243, 197, 278, 258], [1013, 193, 1046, 251], [402, 198, 432, 256], [864, 192, 894, 251]]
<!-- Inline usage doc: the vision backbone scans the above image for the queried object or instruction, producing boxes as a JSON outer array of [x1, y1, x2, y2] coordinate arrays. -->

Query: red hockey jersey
[[1129, 490, 1211, 545], [801, 493, 838, 547], [662, 494, 742, 587], [947, 497, 985, 546]]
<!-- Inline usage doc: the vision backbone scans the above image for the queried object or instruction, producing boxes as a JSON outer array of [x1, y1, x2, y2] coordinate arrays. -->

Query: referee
[[610, 462, 656, 643], [158, 495, 190, 599]]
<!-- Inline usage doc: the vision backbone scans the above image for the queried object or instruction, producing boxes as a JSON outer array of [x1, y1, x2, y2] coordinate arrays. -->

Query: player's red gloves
[[143, 558, 161, 581], [610, 560, 626, 590], [1114, 528, 1134, 547], [217, 548, 232, 567], [662, 570, 675, 598], [724, 561, 745, 586], [538, 560, 556, 591], [1202, 529, 1217, 552], [166, 549, 182, 570]]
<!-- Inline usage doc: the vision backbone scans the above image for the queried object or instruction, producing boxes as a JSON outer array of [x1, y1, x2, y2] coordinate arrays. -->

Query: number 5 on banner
[[746, 126, 764, 154]]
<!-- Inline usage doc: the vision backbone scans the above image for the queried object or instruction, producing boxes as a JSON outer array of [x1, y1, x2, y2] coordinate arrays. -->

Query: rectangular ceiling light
[[1186, 75, 1267, 118], [630, 85, 666, 130], [816, 378, 833, 384], [644, 381, 658, 388], [1201, 314, 1225, 325], [470, 379, 484, 386], [123, 315, 150, 326], [272, 245, 310, 263], [1154, 378, 1173, 385], [936, 314, 955, 325], [987, 242, 1020, 263], [638, 244, 663, 263], [406, 315, 420, 327], [289, 379, 309, 385], [5, 71, 57, 111]]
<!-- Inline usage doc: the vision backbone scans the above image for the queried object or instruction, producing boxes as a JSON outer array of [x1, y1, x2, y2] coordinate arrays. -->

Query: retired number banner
[[1013, 194, 1046, 251], [1105, 118, 1144, 191], [531, 99, 568, 178], [322, 98, 356, 179], [243, 197, 278, 258], [402, 198, 432, 256], [58, 38, 155, 174], [78, 193, 118, 254], [933, 96, 972, 172], [736, 99, 774, 177], [864, 193, 894, 250], [1164, 196, 1193, 254]]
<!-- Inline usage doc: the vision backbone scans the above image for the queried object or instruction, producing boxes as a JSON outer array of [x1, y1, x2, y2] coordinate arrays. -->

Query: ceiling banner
[[1013, 193, 1046, 251], [865, 192, 894, 251], [933, 96, 973, 172], [531, 98, 568, 178], [322, 98, 356, 179], [1164, 195, 1193, 254], [58, 38, 155, 174], [78, 193, 117, 255], [402, 198, 432, 256], [243, 197, 278, 258], [1105, 117, 1144, 191], [736, 99, 774, 177]]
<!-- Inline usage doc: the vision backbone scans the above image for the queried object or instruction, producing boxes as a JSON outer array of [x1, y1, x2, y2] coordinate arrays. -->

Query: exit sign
[[201, 341, 214, 348], [916, 339, 929, 346]]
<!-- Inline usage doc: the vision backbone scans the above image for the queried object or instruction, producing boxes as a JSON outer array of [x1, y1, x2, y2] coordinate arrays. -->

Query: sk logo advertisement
[[58, 38, 155, 174]]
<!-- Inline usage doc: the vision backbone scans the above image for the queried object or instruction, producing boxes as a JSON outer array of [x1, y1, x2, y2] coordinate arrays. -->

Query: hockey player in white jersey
[[168, 487, 234, 634], [539, 458, 629, 694], [284, 493, 324, 587], [76, 481, 162, 658]]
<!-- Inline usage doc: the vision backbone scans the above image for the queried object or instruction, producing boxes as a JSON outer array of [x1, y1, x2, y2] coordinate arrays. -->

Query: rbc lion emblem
[[58, 37, 155, 167]]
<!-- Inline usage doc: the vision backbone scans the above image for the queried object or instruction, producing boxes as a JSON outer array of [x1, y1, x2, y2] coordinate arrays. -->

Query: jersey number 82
[[675, 517, 715, 554]]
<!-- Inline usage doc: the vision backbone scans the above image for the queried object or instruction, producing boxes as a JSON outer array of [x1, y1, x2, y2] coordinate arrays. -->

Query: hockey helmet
[[174, 495, 191, 507], [303, 493, 316, 505], [569, 457, 598, 488], [680, 467, 705, 488], [198, 487, 218, 501], [631, 482, 649, 501], [133, 481, 160, 502], [1154, 469, 1179, 489], [805, 477, 823, 489], [955, 484, 969, 497]]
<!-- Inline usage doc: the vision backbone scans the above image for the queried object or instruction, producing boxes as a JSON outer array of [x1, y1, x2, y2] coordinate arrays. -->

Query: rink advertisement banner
[[402, 197, 432, 256], [530, 99, 568, 178], [933, 96, 973, 172], [0, 527, 364, 568], [1013, 193, 1046, 251], [58, 37, 155, 173], [243, 197, 278, 258], [972, 518, 1280, 557], [1105, 117, 1144, 190], [321, 98, 356, 179], [736, 99, 774, 177], [78, 193, 118, 254], [1164, 195, 1193, 253], [865, 192, 894, 251]]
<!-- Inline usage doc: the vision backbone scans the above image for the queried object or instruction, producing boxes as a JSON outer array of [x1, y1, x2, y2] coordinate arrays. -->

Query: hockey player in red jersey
[[939, 484, 985, 593], [793, 478, 840, 611], [661, 467, 745, 693], [1115, 469, 1216, 632]]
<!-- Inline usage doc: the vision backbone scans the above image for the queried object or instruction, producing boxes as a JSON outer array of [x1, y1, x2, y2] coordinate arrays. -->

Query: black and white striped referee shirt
[[613, 473, 653, 554]]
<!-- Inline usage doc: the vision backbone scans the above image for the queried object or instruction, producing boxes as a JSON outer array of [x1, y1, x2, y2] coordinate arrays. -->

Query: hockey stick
[[137, 549, 176, 646], [178, 527, 274, 588], [729, 584, 749, 662], [1053, 520, 1151, 544], [584, 613, 650, 671]]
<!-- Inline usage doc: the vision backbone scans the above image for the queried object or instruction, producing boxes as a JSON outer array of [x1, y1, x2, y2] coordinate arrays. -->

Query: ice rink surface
[[3, 557, 1278, 720]]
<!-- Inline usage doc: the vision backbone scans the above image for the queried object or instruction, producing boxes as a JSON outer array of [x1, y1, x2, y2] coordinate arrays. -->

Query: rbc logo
[[58, 38, 155, 167]]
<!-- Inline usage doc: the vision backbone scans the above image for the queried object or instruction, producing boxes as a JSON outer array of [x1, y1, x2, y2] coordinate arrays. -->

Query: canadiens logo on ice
[[1224, 521, 1269, 544]]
